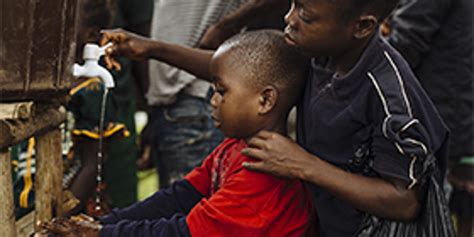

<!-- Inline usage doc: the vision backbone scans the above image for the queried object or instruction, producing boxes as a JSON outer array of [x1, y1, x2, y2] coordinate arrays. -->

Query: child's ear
[[354, 15, 378, 39], [258, 86, 278, 115]]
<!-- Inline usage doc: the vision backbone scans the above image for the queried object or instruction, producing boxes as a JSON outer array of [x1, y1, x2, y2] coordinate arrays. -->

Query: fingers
[[242, 161, 271, 173], [100, 30, 124, 71], [242, 161, 264, 170], [99, 28, 124, 46], [103, 43, 122, 70], [73, 214, 95, 222], [112, 59, 122, 71], [246, 130, 283, 149], [103, 54, 122, 71], [38, 220, 68, 234], [99, 30, 112, 46], [104, 55, 113, 69], [247, 136, 267, 149], [254, 130, 276, 139], [241, 147, 267, 161]]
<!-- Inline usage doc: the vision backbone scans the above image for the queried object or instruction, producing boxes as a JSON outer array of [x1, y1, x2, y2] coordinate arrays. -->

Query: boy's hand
[[38, 214, 101, 237], [242, 130, 312, 179], [100, 28, 152, 71]]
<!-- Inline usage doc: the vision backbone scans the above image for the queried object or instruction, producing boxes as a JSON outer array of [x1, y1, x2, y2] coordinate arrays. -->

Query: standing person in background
[[104, 0, 153, 208], [146, 0, 240, 188], [146, 0, 288, 188], [67, 0, 127, 216], [387, 1, 473, 236]]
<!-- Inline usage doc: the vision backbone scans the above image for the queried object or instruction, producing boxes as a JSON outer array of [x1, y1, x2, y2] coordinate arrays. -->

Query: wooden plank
[[34, 128, 63, 231], [16, 211, 35, 237], [0, 102, 33, 120], [0, 105, 66, 149], [0, 149, 17, 237]]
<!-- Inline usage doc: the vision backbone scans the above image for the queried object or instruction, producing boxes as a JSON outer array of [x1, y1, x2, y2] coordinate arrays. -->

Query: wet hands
[[242, 130, 311, 179], [100, 28, 152, 71], [38, 214, 101, 237]]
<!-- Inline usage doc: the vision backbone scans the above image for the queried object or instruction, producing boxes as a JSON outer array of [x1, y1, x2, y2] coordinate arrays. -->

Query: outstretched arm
[[99, 29, 215, 81], [100, 180, 203, 225], [100, 214, 190, 237], [242, 131, 421, 221], [199, 0, 289, 49]]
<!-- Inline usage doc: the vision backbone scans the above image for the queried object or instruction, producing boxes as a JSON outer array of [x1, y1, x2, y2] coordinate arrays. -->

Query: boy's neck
[[327, 35, 373, 76], [244, 115, 288, 143]]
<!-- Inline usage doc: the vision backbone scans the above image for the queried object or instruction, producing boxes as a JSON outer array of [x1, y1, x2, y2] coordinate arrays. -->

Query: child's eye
[[211, 84, 225, 95], [298, 10, 312, 24], [216, 89, 225, 95]]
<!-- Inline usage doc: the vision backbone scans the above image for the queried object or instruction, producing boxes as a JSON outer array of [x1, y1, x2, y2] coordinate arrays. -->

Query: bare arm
[[199, 0, 289, 49], [242, 131, 421, 221], [148, 40, 214, 81], [100, 29, 215, 81], [299, 151, 420, 221]]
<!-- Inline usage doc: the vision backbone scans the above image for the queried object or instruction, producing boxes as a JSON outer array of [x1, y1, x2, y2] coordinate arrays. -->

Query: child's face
[[209, 50, 264, 139], [284, 0, 356, 57]]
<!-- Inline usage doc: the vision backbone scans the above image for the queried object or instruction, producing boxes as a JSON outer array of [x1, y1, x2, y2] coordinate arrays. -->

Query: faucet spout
[[72, 43, 115, 89], [73, 61, 115, 88]]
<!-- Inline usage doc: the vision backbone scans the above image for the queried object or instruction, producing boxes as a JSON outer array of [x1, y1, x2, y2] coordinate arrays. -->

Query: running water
[[95, 88, 109, 212]]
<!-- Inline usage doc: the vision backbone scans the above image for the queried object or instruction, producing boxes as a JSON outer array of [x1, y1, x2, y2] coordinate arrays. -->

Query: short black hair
[[334, 0, 400, 21], [217, 30, 310, 108]]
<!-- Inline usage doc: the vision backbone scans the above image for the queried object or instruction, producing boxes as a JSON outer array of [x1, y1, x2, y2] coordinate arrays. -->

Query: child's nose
[[284, 3, 297, 27], [210, 92, 219, 107]]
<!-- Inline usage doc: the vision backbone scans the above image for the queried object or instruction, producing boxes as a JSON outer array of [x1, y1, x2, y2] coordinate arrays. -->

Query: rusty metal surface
[[0, 0, 79, 102]]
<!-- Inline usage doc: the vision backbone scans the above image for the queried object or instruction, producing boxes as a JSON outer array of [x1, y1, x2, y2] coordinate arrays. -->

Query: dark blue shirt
[[296, 34, 449, 237], [99, 180, 200, 237]]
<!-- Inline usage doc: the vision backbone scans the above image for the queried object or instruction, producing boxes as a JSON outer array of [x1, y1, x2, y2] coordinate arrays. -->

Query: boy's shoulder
[[212, 138, 242, 156], [378, 44, 415, 76], [363, 35, 417, 83], [206, 138, 248, 170], [356, 35, 426, 109]]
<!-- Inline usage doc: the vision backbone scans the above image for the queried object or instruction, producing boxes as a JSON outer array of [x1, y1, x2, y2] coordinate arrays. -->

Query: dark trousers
[[150, 94, 224, 188]]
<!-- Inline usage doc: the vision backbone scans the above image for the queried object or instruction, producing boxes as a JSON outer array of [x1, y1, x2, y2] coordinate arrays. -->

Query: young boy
[[42, 30, 315, 237], [99, 0, 450, 236]]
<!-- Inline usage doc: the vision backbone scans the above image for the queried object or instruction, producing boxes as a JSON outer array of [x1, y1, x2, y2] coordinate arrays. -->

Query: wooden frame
[[0, 103, 66, 236]]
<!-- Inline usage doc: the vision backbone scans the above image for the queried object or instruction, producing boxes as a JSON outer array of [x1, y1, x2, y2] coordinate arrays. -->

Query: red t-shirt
[[185, 138, 316, 237]]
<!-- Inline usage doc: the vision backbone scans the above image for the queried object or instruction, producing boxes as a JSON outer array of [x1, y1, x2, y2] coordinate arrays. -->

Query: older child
[[98, 0, 450, 236], [42, 30, 315, 237]]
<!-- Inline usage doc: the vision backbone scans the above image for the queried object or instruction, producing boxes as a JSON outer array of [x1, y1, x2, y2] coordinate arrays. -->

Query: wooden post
[[0, 149, 17, 237], [34, 128, 63, 229]]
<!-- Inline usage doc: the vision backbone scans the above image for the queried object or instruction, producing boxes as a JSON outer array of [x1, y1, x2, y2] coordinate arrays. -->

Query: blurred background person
[[104, 0, 153, 208], [386, 0, 473, 236]]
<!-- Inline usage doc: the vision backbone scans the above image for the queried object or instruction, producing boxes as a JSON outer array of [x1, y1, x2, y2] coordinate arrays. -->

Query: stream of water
[[95, 88, 109, 212]]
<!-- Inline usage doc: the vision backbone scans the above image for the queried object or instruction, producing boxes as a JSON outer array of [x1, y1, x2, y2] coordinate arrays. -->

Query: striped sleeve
[[367, 51, 434, 189]]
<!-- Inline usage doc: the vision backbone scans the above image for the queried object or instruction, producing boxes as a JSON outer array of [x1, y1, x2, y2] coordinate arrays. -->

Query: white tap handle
[[99, 42, 114, 57], [82, 42, 113, 60]]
